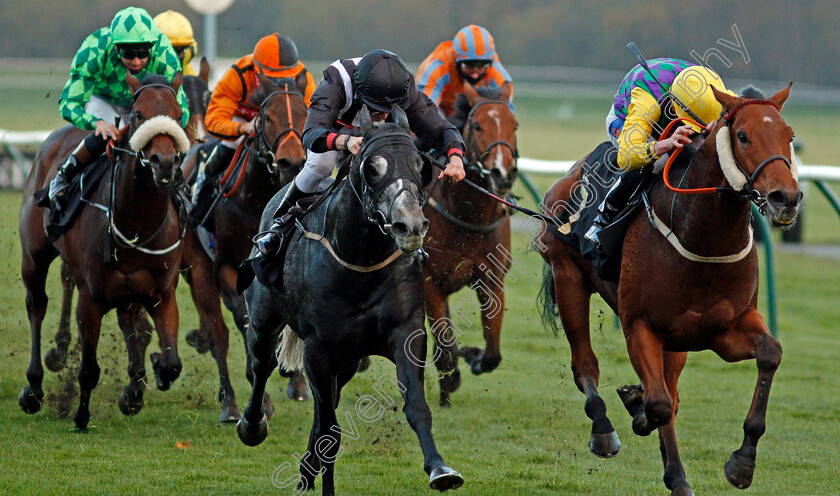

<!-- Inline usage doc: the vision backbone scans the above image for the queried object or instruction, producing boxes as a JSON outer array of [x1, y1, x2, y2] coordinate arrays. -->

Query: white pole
[[203, 14, 217, 67]]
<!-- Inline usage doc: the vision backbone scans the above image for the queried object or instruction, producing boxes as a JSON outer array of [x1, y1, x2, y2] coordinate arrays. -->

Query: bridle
[[254, 86, 306, 175], [348, 129, 427, 236], [661, 98, 792, 213], [462, 99, 518, 185]]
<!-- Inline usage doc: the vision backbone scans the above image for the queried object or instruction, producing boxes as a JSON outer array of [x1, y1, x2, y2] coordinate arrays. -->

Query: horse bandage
[[129, 115, 191, 155]]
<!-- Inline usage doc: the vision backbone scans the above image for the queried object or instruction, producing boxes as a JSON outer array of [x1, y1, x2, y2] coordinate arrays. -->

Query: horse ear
[[462, 83, 480, 105], [199, 57, 211, 85], [711, 86, 737, 111], [769, 82, 793, 110], [171, 71, 183, 93], [359, 104, 374, 136], [499, 82, 513, 102], [126, 72, 142, 94], [391, 104, 410, 132]]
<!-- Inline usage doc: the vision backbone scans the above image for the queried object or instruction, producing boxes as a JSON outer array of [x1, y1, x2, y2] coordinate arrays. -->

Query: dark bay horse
[[19, 73, 191, 429], [237, 105, 463, 495], [423, 83, 518, 406], [179, 79, 309, 421], [538, 85, 801, 495], [183, 56, 211, 144]]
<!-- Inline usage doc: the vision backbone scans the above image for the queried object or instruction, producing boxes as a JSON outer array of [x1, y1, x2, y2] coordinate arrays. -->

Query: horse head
[[459, 82, 519, 195], [355, 104, 431, 254], [255, 78, 308, 186], [125, 72, 191, 188], [712, 84, 802, 227], [182, 57, 211, 142]]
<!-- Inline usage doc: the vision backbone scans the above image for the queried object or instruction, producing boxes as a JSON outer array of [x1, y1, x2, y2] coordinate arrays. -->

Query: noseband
[[255, 88, 305, 174]]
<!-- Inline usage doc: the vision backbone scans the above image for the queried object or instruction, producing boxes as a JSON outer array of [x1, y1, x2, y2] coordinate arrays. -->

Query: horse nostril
[[173, 155, 182, 166], [390, 221, 409, 238], [420, 219, 430, 237], [149, 154, 161, 167], [767, 190, 788, 207]]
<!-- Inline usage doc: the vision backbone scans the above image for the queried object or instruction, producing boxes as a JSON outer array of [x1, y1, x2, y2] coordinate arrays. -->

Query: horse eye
[[134, 111, 144, 121], [473, 123, 482, 132], [737, 131, 749, 144]]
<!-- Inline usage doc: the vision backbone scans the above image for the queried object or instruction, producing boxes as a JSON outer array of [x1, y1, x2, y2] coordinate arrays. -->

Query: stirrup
[[255, 229, 282, 257]]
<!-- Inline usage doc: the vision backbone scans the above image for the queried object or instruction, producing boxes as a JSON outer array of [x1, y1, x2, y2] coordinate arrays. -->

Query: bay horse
[[538, 84, 801, 495], [179, 78, 310, 421], [423, 83, 518, 406], [182, 56, 211, 144], [237, 105, 464, 495], [19, 73, 191, 429]]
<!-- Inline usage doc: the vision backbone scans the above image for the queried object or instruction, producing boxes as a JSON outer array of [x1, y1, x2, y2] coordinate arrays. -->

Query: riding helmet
[[671, 66, 736, 131], [110, 7, 159, 45], [253, 34, 301, 77], [453, 25, 496, 62], [153, 10, 196, 48], [353, 49, 411, 113]]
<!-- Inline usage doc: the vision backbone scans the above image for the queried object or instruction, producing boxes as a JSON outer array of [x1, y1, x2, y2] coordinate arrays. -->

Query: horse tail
[[537, 264, 561, 335], [277, 325, 304, 372]]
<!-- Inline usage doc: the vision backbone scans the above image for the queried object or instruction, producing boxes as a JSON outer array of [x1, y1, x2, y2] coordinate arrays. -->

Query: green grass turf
[[1, 186, 838, 494]]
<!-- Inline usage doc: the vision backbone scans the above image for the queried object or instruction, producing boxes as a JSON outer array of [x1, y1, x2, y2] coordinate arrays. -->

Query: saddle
[[34, 155, 111, 243], [549, 138, 701, 283]]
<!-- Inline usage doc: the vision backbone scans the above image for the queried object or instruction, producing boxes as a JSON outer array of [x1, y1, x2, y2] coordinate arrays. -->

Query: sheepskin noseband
[[129, 115, 191, 155]]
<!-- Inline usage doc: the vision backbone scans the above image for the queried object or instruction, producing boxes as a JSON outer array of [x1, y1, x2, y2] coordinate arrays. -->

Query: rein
[[256, 87, 306, 172]]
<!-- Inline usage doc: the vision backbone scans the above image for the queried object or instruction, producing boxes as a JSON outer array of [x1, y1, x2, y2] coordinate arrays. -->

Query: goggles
[[118, 44, 151, 60]]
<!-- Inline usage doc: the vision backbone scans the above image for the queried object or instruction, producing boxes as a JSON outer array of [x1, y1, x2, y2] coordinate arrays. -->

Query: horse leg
[[72, 290, 102, 430], [657, 351, 694, 496], [45, 262, 74, 372], [220, 264, 285, 411], [551, 263, 620, 458], [712, 310, 782, 490], [236, 286, 282, 447], [300, 343, 339, 495], [116, 306, 148, 416], [424, 282, 460, 407], [463, 281, 505, 375], [618, 321, 673, 438], [188, 246, 240, 422], [19, 252, 56, 414], [388, 326, 464, 490], [146, 290, 182, 391]]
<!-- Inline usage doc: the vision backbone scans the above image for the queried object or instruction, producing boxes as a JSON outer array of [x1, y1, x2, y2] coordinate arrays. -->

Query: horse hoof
[[286, 377, 309, 402], [237, 415, 268, 446], [429, 465, 464, 491], [18, 386, 44, 414], [151, 352, 180, 391], [73, 408, 91, 430], [724, 454, 755, 489], [589, 430, 621, 458], [263, 394, 276, 420], [185, 329, 212, 354], [670, 484, 695, 496], [219, 403, 241, 423], [118, 388, 144, 416], [44, 348, 67, 372], [616, 384, 644, 413]]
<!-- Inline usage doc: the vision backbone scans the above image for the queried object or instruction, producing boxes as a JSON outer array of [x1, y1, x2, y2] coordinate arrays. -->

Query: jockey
[[416, 25, 513, 118], [154, 10, 199, 76], [254, 49, 468, 255], [585, 59, 736, 245], [192, 33, 316, 214], [49, 6, 190, 208]]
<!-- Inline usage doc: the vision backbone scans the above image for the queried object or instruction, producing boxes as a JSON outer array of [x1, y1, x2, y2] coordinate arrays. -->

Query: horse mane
[[450, 86, 504, 132], [140, 74, 172, 86], [739, 85, 765, 99]]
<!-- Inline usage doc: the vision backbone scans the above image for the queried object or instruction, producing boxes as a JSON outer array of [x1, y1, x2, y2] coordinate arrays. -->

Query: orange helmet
[[253, 33, 301, 77]]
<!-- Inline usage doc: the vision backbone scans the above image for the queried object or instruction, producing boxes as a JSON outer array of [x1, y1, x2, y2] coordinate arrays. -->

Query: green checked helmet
[[110, 7, 159, 45]]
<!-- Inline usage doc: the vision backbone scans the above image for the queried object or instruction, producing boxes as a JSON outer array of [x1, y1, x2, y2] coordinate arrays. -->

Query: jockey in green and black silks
[[49, 6, 189, 208]]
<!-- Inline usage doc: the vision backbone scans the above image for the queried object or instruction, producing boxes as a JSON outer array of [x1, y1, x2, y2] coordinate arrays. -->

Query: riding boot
[[48, 135, 101, 209], [584, 168, 646, 245], [190, 144, 235, 222], [255, 181, 309, 256]]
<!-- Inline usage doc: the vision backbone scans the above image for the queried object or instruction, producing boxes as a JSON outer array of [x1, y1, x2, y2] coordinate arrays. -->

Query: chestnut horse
[[179, 80, 309, 420], [19, 73, 191, 429], [538, 84, 801, 495], [423, 83, 518, 406]]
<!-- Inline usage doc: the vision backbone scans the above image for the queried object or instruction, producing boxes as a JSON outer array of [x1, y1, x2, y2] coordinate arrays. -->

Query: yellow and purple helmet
[[671, 65, 736, 130], [453, 25, 496, 63]]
